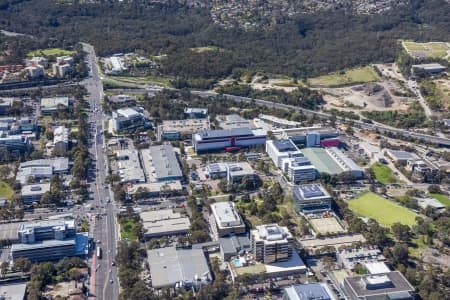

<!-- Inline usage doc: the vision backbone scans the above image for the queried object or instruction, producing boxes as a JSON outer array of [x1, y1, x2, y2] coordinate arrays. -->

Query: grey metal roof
[[0, 283, 27, 300], [285, 283, 334, 300], [196, 128, 253, 140], [272, 139, 298, 152], [219, 235, 251, 255], [147, 145, 182, 180], [147, 247, 210, 288]]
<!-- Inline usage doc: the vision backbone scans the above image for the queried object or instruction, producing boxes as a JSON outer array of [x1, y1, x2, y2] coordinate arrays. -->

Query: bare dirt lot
[[309, 217, 346, 236], [321, 80, 412, 112]]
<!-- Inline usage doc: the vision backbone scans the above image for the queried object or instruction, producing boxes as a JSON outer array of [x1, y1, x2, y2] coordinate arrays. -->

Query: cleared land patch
[[27, 48, 76, 57], [371, 163, 403, 184], [308, 66, 380, 87], [0, 181, 13, 199], [348, 192, 418, 227], [402, 41, 450, 60]]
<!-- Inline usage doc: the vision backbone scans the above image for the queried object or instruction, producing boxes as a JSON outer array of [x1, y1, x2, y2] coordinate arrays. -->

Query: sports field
[[308, 66, 380, 87], [430, 193, 450, 207], [0, 181, 13, 199], [370, 163, 403, 184], [27, 48, 76, 57], [402, 41, 450, 60], [348, 192, 418, 227]]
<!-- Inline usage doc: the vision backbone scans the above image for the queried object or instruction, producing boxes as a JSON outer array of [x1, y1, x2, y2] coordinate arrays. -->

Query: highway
[[83, 43, 119, 300]]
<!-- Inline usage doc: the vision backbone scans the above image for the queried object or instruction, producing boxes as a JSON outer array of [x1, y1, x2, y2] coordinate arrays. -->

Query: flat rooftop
[[147, 247, 210, 288], [210, 202, 243, 228], [160, 119, 209, 132], [345, 271, 414, 297], [0, 222, 23, 241], [143, 217, 191, 237], [227, 162, 254, 177], [142, 145, 182, 181], [271, 139, 299, 152], [300, 234, 366, 251], [385, 149, 419, 161], [294, 184, 331, 200], [195, 127, 253, 140], [302, 147, 344, 175], [0, 282, 27, 300]]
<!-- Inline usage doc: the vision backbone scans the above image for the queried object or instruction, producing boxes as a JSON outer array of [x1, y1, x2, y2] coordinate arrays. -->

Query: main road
[[83, 43, 119, 300]]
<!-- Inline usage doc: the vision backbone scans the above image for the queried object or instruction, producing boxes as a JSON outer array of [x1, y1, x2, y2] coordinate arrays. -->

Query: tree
[[14, 257, 31, 273], [391, 222, 412, 242], [428, 184, 441, 194], [391, 243, 409, 265]]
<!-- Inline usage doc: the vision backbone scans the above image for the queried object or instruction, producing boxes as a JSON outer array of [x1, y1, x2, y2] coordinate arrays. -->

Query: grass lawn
[[371, 163, 403, 184], [120, 219, 139, 241], [108, 75, 172, 87], [402, 41, 450, 60], [27, 48, 75, 57], [430, 193, 450, 207], [308, 66, 380, 87], [348, 192, 419, 227], [0, 181, 13, 199]]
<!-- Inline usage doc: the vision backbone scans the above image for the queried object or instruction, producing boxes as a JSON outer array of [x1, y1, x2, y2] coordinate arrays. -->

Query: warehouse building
[[141, 145, 183, 182], [147, 247, 211, 289], [210, 202, 246, 239], [384, 149, 419, 165], [16, 157, 69, 184], [193, 127, 267, 153], [141, 209, 190, 238], [128, 181, 183, 198], [302, 147, 363, 178], [116, 150, 145, 184], [293, 184, 332, 213], [217, 114, 253, 130]]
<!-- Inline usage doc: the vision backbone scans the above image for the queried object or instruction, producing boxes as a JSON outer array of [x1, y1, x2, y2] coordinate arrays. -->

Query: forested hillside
[[0, 0, 449, 80]]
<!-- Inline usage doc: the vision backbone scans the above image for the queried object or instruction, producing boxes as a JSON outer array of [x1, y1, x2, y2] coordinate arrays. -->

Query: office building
[[266, 140, 303, 169], [337, 246, 385, 271], [364, 262, 391, 275], [109, 94, 136, 107], [210, 202, 246, 239], [204, 163, 228, 179], [141, 209, 190, 238], [16, 157, 69, 184], [227, 162, 256, 184], [217, 114, 253, 129], [141, 145, 183, 182], [147, 247, 211, 289], [52, 56, 74, 78], [0, 97, 14, 115], [26, 56, 48, 68], [0, 135, 31, 152], [302, 147, 363, 178], [40, 97, 69, 115], [109, 107, 146, 133], [293, 184, 332, 213], [283, 283, 336, 300], [116, 150, 145, 184], [157, 118, 210, 141], [21, 183, 50, 203], [282, 156, 317, 183], [251, 224, 293, 264], [193, 127, 267, 153], [11, 219, 88, 262], [184, 107, 208, 119], [343, 271, 415, 300], [26, 64, 45, 79], [0, 282, 27, 300], [53, 126, 69, 153], [274, 127, 340, 144]]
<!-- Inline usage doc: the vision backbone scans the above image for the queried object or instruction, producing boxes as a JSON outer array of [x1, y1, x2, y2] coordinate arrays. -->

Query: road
[[83, 43, 119, 300]]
